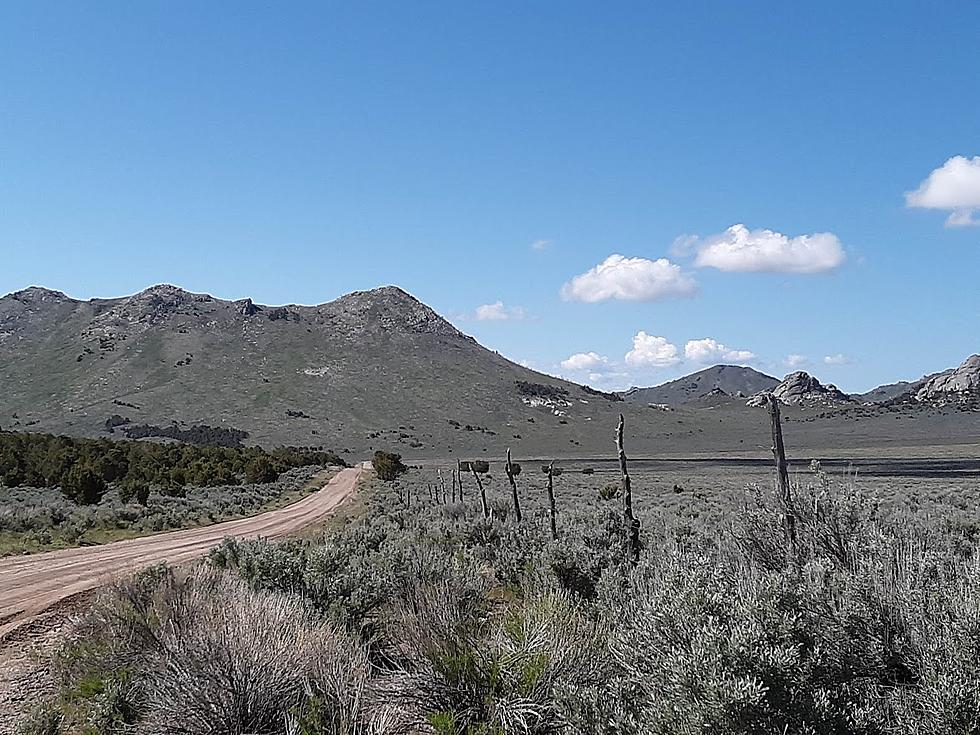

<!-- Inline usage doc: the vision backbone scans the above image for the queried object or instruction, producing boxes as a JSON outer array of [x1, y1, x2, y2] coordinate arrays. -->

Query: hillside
[[0, 285, 634, 457], [623, 365, 779, 406]]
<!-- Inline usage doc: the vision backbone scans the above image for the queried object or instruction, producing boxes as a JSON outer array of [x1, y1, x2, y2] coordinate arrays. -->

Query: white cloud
[[785, 354, 808, 368], [560, 254, 697, 303], [823, 353, 851, 365], [691, 224, 846, 274], [625, 331, 679, 368], [560, 351, 608, 371], [530, 239, 553, 251], [474, 301, 527, 321], [684, 337, 756, 364], [905, 155, 980, 227]]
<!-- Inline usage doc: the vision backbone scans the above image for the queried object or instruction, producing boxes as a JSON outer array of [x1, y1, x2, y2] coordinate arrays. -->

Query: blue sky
[[1, 2, 978, 393]]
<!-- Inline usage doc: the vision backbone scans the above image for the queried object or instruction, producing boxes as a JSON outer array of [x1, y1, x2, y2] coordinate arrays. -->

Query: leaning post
[[505, 448, 522, 523], [765, 393, 797, 563], [616, 413, 641, 565], [471, 464, 490, 519], [546, 461, 558, 540]]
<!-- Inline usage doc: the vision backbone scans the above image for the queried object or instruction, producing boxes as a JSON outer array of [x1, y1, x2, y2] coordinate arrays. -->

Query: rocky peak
[[132, 283, 213, 306], [129, 284, 192, 307], [7, 286, 71, 303], [748, 371, 853, 407], [101, 284, 212, 325], [914, 354, 980, 404], [328, 285, 465, 337]]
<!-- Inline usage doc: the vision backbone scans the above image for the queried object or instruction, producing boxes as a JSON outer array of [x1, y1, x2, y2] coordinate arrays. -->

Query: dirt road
[[0, 465, 363, 641]]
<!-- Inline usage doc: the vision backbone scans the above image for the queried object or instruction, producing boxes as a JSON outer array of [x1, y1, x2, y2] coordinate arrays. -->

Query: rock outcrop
[[913, 354, 980, 405], [748, 371, 854, 407]]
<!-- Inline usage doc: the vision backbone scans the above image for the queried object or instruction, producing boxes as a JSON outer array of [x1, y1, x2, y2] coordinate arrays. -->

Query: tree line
[[0, 430, 346, 505]]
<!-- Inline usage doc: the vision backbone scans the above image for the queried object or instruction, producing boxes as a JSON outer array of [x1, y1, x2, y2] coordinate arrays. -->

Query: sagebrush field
[[25, 451, 980, 734]]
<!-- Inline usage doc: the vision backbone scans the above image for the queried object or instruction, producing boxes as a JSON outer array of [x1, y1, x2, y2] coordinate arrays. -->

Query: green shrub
[[0, 428, 344, 504], [61, 464, 107, 505], [372, 450, 407, 481], [245, 457, 279, 484]]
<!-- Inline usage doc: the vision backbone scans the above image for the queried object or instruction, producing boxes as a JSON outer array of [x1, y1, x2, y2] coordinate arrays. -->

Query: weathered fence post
[[471, 464, 489, 519], [505, 448, 522, 523], [546, 460, 558, 540], [765, 393, 797, 562], [616, 413, 641, 564], [451, 468, 457, 503], [439, 469, 447, 504], [457, 459, 465, 500]]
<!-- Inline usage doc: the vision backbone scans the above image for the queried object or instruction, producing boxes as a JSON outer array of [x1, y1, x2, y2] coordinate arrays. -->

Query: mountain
[[0, 284, 633, 456], [622, 365, 779, 406], [747, 371, 854, 407]]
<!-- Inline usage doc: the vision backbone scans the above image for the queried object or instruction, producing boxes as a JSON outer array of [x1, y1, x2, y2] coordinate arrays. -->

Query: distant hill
[[0, 284, 624, 456], [855, 380, 921, 404], [622, 365, 779, 406]]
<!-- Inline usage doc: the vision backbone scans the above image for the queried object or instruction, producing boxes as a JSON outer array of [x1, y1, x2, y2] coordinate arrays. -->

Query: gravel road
[[0, 466, 362, 641]]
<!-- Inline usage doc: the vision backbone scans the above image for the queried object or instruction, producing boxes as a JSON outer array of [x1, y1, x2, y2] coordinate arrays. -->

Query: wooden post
[[546, 461, 558, 540], [451, 469, 457, 503], [616, 414, 640, 564], [457, 459, 465, 500], [439, 469, 447, 504], [471, 465, 489, 519], [505, 448, 522, 523], [765, 393, 797, 561]]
